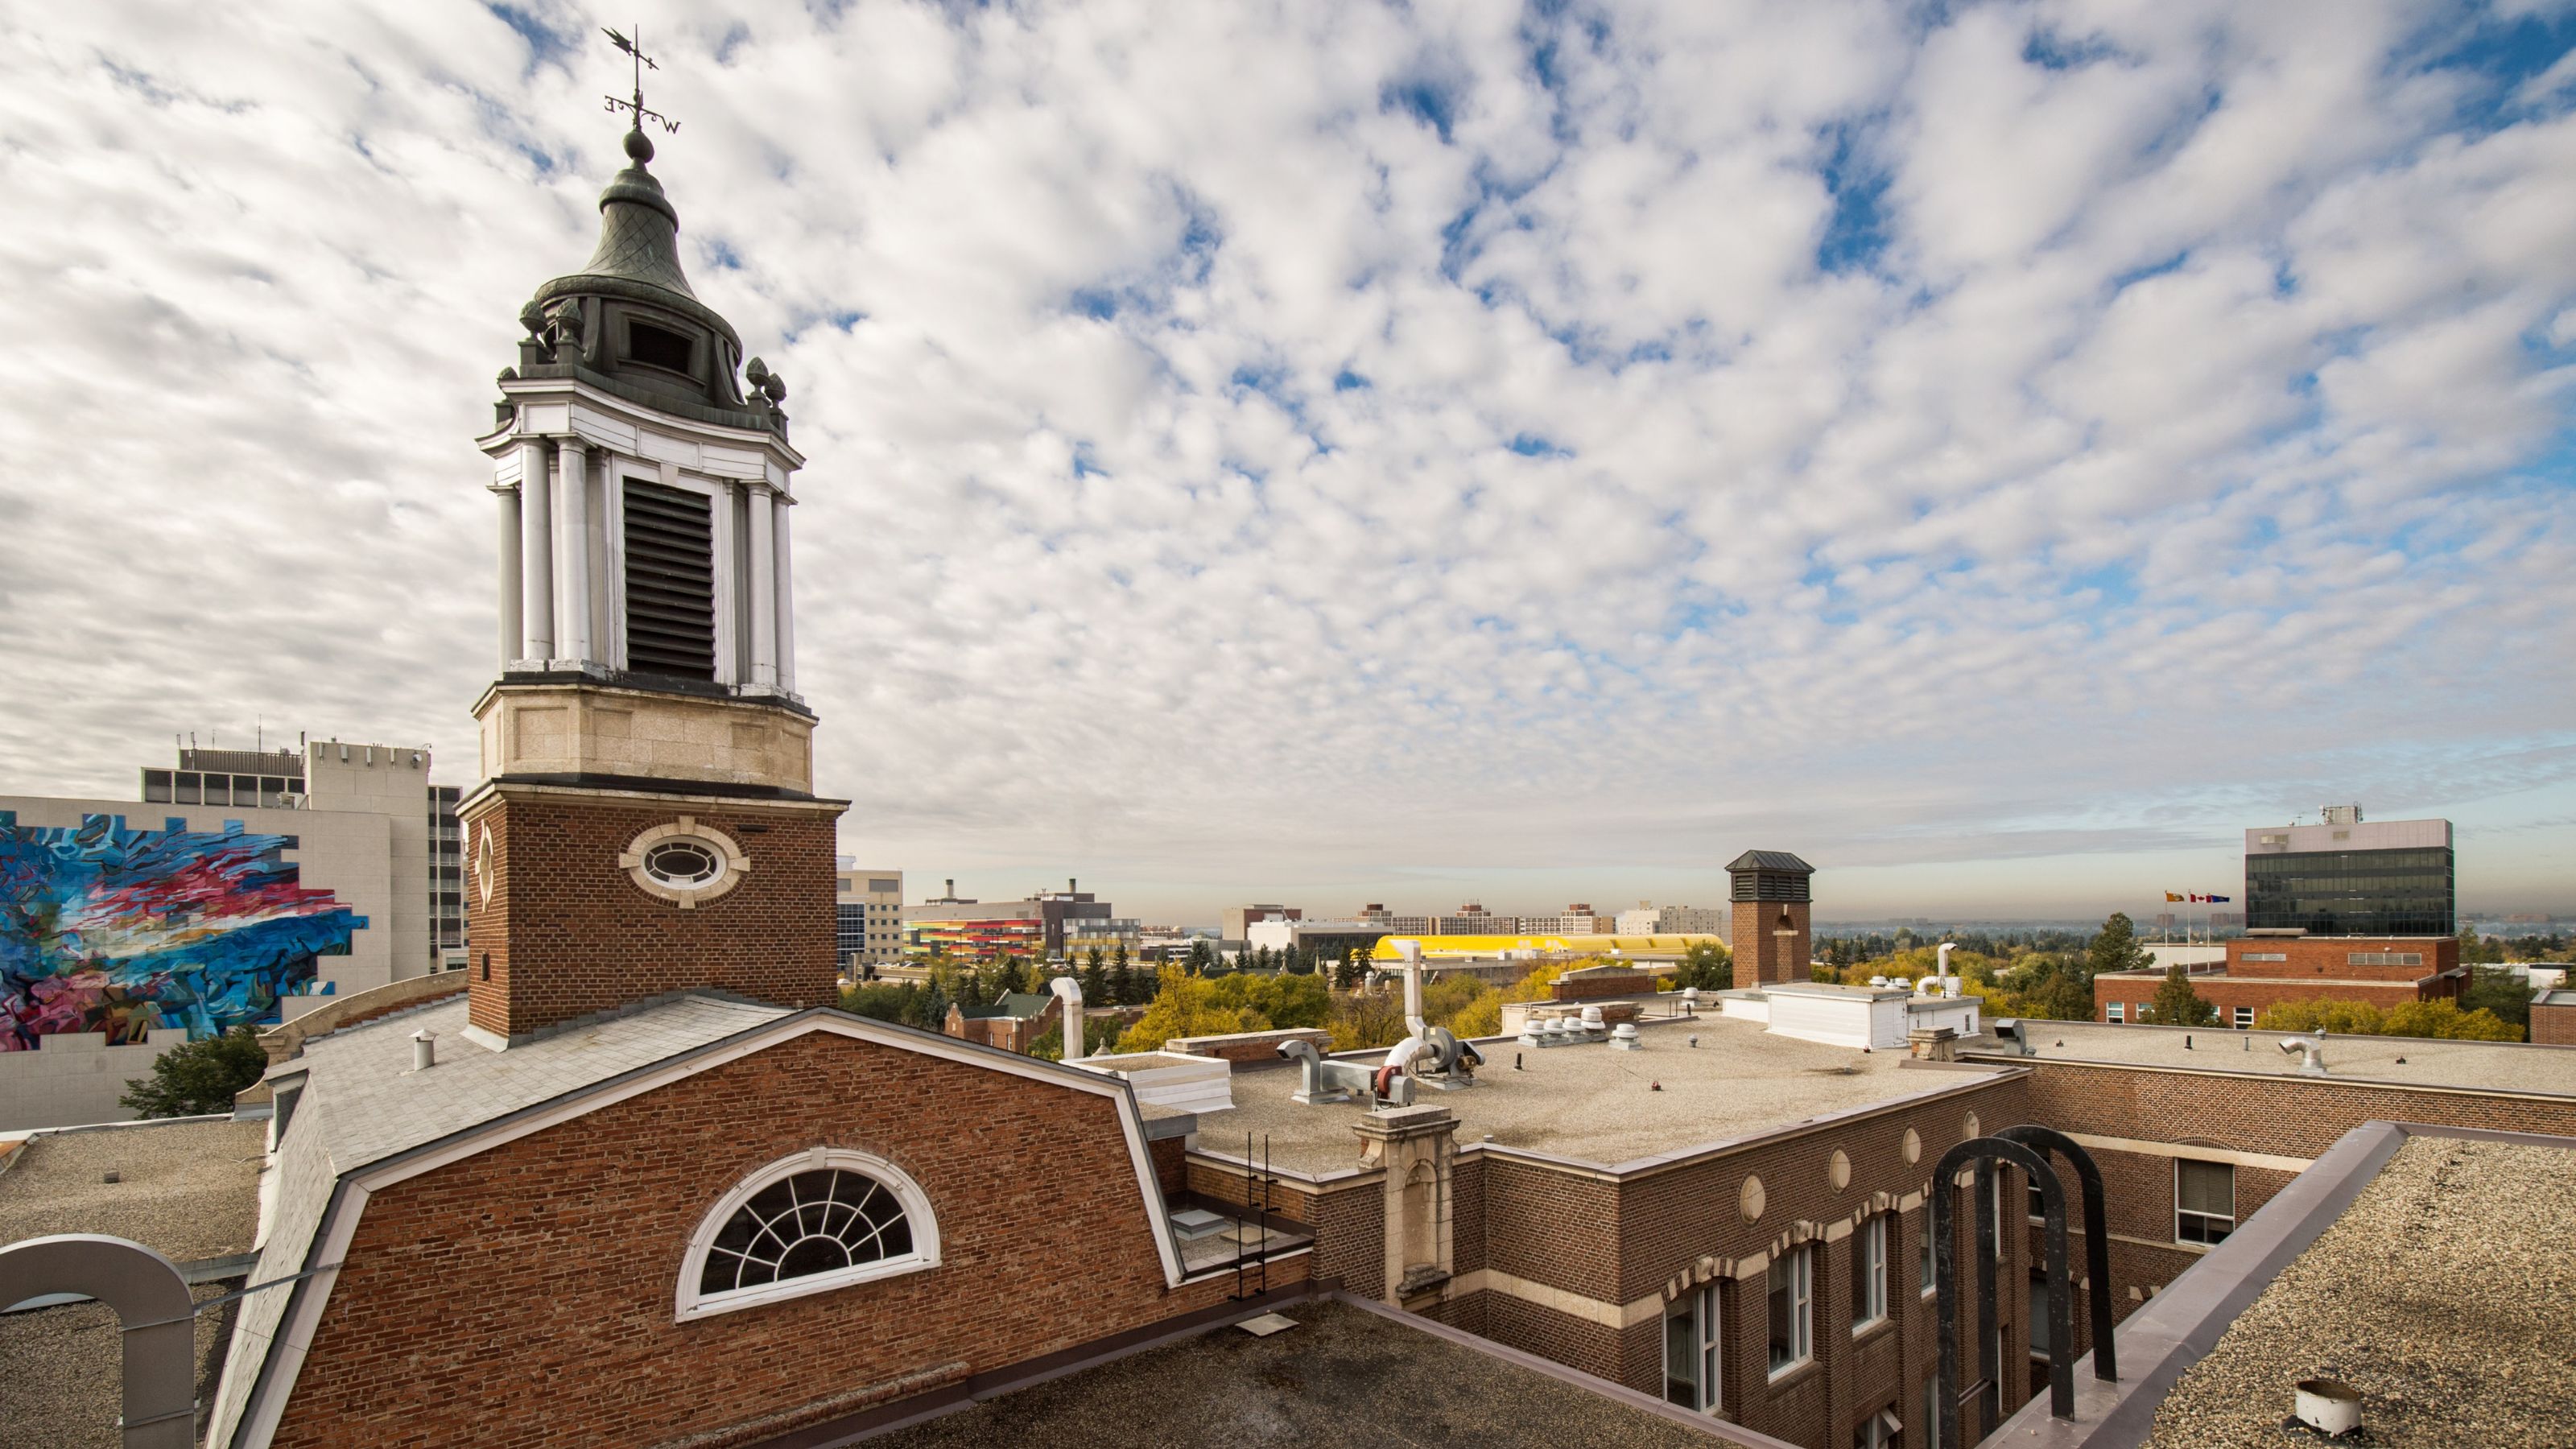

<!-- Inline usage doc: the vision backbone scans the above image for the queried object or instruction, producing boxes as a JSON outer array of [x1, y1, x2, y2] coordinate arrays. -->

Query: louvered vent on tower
[[623, 481, 716, 679]]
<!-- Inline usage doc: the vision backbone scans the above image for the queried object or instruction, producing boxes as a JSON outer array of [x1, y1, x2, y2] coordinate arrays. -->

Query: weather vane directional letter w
[[603, 25, 680, 134]]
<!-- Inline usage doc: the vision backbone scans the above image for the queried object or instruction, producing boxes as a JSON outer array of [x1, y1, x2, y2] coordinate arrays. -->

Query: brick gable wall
[[270, 1030, 1284, 1448]]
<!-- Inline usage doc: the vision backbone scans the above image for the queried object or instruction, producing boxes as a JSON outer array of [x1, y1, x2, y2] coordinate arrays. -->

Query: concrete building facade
[[834, 866, 904, 971]]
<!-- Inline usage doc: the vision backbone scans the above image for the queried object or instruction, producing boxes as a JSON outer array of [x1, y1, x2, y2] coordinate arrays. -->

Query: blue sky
[[0, 0, 2570, 924]]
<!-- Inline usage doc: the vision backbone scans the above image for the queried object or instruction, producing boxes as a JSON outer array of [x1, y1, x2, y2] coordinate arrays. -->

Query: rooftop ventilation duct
[[2280, 1034, 2329, 1076]]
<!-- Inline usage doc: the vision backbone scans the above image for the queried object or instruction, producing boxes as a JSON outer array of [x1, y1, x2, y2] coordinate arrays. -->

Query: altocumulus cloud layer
[[1, 1, 2572, 919]]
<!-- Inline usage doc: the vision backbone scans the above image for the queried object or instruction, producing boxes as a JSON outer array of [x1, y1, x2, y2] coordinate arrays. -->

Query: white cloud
[[0, 0, 2570, 922]]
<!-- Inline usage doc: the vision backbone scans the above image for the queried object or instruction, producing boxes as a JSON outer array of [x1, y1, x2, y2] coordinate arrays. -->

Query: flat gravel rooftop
[[2146, 1136, 2576, 1447], [1207, 1015, 2003, 1175], [868, 1295, 1752, 1448], [0, 1117, 265, 1262], [1970, 1021, 2576, 1096]]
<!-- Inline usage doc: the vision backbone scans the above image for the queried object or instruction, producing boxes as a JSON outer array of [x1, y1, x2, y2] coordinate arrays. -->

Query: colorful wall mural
[[0, 811, 366, 1050]]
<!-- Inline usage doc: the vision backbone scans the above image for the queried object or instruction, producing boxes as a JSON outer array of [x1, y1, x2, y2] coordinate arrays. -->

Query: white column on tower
[[746, 482, 778, 689], [554, 436, 592, 666], [772, 493, 796, 695], [493, 479, 522, 670], [517, 437, 554, 663]]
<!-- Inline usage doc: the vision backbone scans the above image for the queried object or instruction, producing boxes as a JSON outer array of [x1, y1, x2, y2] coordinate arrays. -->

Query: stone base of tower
[[473, 678, 816, 795], [1730, 900, 1812, 989], [459, 779, 845, 1045]]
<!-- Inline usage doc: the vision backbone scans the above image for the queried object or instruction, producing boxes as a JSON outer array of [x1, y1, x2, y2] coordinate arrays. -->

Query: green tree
[[1184, 938, 1213, 975], [1029, 1016, 1121, 1061], [2138, 964, 2218, 1026], [1288, 943, 1315, 975], [2460, 964, 2530, 1038], [1670, 939, 1732, 992], [121, 1026, 268, 1118], [1335, 947, 1366, 990], [1080, 952, 1109, 1006], [2085, 912, 2153, 982]]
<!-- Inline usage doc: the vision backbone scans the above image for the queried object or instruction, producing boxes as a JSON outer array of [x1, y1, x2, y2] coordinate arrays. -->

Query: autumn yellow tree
[[1111, 968, 1263, 1054]]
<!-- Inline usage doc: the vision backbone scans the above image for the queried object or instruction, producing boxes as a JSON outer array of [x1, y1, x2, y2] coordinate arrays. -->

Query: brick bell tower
[[459, 115, 846, 1049], [1727, 851, 1814, 989]]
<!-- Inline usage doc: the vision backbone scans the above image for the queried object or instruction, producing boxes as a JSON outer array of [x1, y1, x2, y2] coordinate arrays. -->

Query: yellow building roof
[[1367, 933, 1720, 960]]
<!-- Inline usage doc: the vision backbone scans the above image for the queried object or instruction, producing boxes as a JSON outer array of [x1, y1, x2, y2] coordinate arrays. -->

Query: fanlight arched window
[[676, 1149, 939, 1319]]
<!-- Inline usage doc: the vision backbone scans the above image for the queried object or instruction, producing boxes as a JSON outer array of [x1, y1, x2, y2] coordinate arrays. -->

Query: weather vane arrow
[[603, 25, 680, 134]]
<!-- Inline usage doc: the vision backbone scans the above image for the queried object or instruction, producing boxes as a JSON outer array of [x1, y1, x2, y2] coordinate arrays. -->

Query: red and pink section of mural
[[1, 811, 366, 1050]]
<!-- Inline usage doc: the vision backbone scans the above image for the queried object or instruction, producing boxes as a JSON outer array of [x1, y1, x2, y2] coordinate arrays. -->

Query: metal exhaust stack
[[411, 1030, 437, 1072]]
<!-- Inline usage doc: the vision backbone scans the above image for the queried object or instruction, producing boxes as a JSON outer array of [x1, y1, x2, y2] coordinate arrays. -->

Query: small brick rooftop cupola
[[456, 118, 848, 1047], [1726, 849, 1814, 990]]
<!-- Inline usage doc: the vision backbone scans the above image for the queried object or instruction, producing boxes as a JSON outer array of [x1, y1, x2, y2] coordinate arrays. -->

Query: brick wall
[[2094, 936, 2463, 1025], [1554, 970, 1653, 1001], [2009, 1055, 2576, 1368], [270, 1030, 1284, 1448], [462, 787, 842, 1039], [2533, 1001, 2576, 1046], [1732, 901, 1811, 989]]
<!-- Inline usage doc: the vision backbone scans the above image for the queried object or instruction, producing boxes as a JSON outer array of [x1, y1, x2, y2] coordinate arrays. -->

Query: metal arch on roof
[[1725, 849, 1815, 874]]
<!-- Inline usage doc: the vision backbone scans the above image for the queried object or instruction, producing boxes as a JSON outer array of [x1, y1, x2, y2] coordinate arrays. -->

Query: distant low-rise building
[[1222, 903, 1301, 942], [2094, 932, 2463, 1028], [902, 877, 1113, 964], [835, 867, 904, 972]]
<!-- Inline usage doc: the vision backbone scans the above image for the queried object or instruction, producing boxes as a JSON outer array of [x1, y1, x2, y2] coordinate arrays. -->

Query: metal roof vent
[[2292, 1377, 2361, 1436], [2280, 1034, 2329, 1075], [1610, 1022, 1641, 1051]]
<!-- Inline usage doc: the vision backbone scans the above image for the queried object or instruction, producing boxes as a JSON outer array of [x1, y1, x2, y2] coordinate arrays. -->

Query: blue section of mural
[[0, 811, 367, 1049]]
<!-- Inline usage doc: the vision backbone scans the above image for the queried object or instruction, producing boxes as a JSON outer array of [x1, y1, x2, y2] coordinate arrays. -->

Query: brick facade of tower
[[1727, 850, 1817, 989], [461, 783, 844, 1040], [1731, 898, 1814, 989]]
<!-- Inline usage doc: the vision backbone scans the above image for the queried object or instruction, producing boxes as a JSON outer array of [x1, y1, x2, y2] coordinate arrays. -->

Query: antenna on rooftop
[[602, 25, 681, 134]]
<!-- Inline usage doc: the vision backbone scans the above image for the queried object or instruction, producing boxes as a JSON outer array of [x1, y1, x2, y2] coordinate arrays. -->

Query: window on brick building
[[1856, 1408, 1902, 1449], [2232, 1006, 2254, 1029], [1663, 1281, 1721, 1414], [2105, 1002, 2124, 1023], [1918, 1210, 1937, 1298], [2175, 1160, 2235, 1246], [1768, 1245, 1812, 1377], [1852, 1215, 1887, 1332], [678, 1150, 939, 1319]]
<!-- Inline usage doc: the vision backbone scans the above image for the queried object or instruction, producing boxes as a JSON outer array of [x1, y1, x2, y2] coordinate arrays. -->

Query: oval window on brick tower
[[643, 839, 723, 888], [619, 816, 750, 909]]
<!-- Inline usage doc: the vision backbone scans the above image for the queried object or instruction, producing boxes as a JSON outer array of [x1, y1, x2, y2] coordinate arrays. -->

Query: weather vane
[[603, 25, 680, 134]]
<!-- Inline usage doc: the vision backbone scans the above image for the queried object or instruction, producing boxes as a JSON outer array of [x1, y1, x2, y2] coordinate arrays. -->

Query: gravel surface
[[870, 1297, 1737, 1448], [0, 1118, 266, 1261], [2145, 1137, 2576, 1447], [0, 1278, 239, 1449]]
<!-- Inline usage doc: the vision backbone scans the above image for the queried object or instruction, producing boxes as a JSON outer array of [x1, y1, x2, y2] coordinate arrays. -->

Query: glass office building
[[2244, 814, 2454, 937]]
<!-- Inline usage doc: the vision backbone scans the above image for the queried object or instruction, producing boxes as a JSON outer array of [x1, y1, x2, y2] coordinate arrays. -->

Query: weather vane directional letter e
[[603, 25, 680, 134]]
